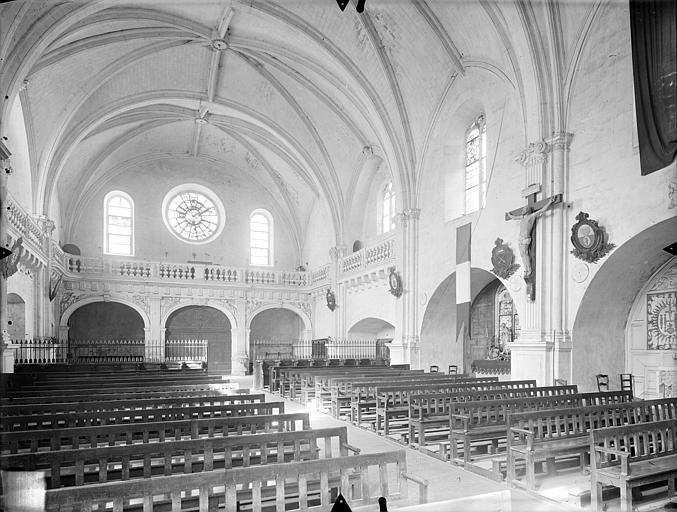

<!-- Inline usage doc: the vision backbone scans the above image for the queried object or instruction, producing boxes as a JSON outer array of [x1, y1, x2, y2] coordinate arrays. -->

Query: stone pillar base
[[2, 348, 15, 374], [229, 357, 247, 376], [509, 341, 554, 387], [388, 342, 407, 366]]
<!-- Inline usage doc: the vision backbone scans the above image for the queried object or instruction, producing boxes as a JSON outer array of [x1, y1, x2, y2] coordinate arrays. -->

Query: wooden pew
[[312, 370, 428, 411], [280, 367, 417, 401], [448, 390, 634, 464], [4, 382, 236, 400], [44, 450, 411, 512], [15, 375, 226, 392], [0, 387, 246, 405], [1, 412, 311, 454], [506, 397, 677, 491], [374, 379, 540, 434], [0, 393, 265, 416], [1, 401, 285, 431], [407, 385, 572, 450], [590, 419, 677, 512], [330, 374, 486, 420], [0, 426, 358, 488]]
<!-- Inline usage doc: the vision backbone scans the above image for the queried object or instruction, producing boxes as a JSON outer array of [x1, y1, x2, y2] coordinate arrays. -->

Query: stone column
[[146, 296, 163, 362], [398, 208, 421, 368], [509, 141, 553, 385], [0, 141, 14, 373]]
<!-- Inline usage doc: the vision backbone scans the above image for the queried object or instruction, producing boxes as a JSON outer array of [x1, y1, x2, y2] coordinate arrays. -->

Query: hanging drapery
[[629, 0, 677, 175]]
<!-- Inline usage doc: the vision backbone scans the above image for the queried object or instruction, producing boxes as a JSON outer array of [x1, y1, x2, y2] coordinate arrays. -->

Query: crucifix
[[505, 191, 562, 301]]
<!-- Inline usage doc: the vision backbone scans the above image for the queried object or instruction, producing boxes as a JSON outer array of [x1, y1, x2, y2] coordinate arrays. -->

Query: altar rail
[[9, 339, 206, 366], [251, 338, 389, 362]]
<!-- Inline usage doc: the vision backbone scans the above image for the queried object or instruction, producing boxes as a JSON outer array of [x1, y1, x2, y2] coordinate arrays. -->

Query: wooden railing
[[251, 339, 390, 362]]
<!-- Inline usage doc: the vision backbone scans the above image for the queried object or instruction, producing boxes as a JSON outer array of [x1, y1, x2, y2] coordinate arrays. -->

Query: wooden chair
[[595, 374, 609, 392], [448, 365, 458, 375], [429, 365, 439, 373], [619, 373, 633, 398]]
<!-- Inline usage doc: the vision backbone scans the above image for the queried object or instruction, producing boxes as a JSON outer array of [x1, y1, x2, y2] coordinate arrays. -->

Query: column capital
[[545, 132, 574, 152], [397, 208, 421, 226]]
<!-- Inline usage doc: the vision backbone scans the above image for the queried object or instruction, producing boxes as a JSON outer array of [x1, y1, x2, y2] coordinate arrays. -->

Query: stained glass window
[[647, 292, 677, 350], [166, 191, 219, 242], [382, 182, 396, 233], [250, 211, 273, 266], [496, 286, 520, 347], [465, 115, 486, 214], [104, 192, 133, 256]]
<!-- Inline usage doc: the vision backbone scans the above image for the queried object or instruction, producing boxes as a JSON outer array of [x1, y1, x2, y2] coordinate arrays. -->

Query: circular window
[[162, 184, 225, 244]]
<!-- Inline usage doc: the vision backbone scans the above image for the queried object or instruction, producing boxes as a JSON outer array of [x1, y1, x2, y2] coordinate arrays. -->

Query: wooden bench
[[268, 364, 387, 394], [1, 412, 311, 454], [590, 419, 677, 512], [0, 392, 265, 416], [507, 397, 677, 490], [331, 374, 483, 421], [296, 368, 421, 406], [43, 450, 413, 512], [1, 401, 285, 431], [0, 426, 359, 488], [407, 381, 548, 445], [4, 382, 236, 400], [449, 386, 581, 464], [0, 387, 246, 405], [372, 377, 520, 435]]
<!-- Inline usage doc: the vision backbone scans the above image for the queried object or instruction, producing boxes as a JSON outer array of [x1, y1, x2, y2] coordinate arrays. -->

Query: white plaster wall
[[566, 1, 676, 330], [302, 201, 334, 269], [416, 67, 525, 334], [344, 284, 399, 339], [70, 159, 298, 268]]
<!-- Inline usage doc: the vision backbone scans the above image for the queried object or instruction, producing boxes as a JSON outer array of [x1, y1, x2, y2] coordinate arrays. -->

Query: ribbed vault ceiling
[[0, 0, 603, 246]]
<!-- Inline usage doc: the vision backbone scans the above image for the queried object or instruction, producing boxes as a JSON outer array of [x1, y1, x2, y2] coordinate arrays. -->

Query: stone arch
[[347, 317, 395, 340], [60, 296, 150, 331], [247, 304, 311, 333], [572, 216, 677, 392], [161, 301, 237, 333], [164, 305, 232, 372], [420, 267, 501, 373]]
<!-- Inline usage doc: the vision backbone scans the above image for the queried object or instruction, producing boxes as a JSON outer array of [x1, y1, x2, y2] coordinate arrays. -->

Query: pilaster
[[510, 134, 573, 386], [395, 208, 420, 368]]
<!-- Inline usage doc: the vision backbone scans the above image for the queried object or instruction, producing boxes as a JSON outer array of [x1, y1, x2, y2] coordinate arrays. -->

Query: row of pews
[[0, 368, 425, 511], [270, 364, 677, 512]]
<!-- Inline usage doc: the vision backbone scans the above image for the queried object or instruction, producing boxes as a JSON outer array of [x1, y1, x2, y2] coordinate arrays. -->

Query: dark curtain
[[629, 0, 677, 175]]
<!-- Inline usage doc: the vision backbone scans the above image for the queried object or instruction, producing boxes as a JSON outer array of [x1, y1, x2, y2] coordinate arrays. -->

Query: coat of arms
[[490, 238, 520, 279]]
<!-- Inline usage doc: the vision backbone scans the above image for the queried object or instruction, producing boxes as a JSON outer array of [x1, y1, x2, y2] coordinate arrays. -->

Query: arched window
[[250, 210, 273, 266], [464, 115, 487, 214], [104, 191, 134, 256], [381, 182, 396, 234]]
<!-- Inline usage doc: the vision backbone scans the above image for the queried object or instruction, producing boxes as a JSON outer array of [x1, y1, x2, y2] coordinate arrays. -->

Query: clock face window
[[162, 185, 225, 244]]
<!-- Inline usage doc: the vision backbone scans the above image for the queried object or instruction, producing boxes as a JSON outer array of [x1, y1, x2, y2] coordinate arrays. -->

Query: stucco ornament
[[570, 211, 615, 264], [668, 174, 675, 209], [490, 238, 520, 279]]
